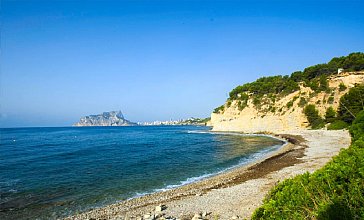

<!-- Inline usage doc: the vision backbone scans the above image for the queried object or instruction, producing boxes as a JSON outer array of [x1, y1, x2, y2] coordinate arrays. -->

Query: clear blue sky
[[1, 0, 364, 127]]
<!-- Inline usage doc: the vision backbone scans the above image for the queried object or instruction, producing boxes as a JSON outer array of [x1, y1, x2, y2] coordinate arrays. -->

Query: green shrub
[[253, 96, 260, 106], [327, 120, 348, 130], [268, 106, 276, 113], [339, 83, 347, 92], [226, 100, 232, 108], [304, 104, 325, 129], [307, 80, 319, 91], [349, 110, 364, 141], [213, 105, 225, 113], [328, 96, 335, 104], [298, 97, 307, 107], [286, 100, 294, 109], [237, 100, 248, 111]]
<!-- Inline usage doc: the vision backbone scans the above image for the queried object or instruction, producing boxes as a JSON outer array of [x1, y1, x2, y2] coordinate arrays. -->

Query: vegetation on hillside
[[229, 75, 299, 99], [325, 107, 336, 123], [252, 132, 364, 219], [211, 54, 364, 219], [252, 85, 364, 220], [228, 53, 364, 101], [213, 105, 225, 114], [303, 104, 325, 129], [323, 84, 364, 130], [337, 84, 364, 124], [215, 53, 364, 115]]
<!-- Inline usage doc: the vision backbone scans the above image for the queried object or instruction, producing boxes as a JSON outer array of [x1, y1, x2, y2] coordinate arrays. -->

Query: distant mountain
[[73, 111, 137, 126]]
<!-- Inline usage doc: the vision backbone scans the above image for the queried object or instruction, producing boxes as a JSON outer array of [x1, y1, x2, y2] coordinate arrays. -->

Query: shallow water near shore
[[0, 126, 284, 219]]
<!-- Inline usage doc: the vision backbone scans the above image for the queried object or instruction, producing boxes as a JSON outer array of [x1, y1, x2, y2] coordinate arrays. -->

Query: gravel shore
[[65, 130, 350, 220]]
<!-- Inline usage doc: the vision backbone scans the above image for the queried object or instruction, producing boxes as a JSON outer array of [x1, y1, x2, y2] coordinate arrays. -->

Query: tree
[[337, 84, 364, 123], [291, 71, 304, 82], [319, 75, 329, 91], [304, 104, 325, 129], [325, 107, 336, 123]]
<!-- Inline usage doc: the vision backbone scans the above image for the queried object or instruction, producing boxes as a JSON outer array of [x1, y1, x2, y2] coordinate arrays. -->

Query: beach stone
[[155, 204, 166, 212], [231, 215, 239, 219], [192, 213, 203, 220], [144, 214, 151, 218]]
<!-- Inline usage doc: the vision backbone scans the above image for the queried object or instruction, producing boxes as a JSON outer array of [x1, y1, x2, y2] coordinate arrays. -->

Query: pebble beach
[[65, 129, 350, 220]]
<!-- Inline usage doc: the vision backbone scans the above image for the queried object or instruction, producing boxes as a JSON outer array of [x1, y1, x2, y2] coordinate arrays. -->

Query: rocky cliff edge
[[209, 72, 364, 133]]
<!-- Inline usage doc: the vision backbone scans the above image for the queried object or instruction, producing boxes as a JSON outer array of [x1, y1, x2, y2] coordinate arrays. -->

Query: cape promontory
[[209, 52, 364, 133], [73, 111, 137, 126]]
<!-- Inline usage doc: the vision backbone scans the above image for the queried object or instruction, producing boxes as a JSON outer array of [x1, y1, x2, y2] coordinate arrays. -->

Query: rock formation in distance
[[74, 111, 137, 126]]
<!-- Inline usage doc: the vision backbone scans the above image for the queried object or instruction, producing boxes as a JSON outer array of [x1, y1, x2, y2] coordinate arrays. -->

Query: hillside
[[251, 84, 364, 220], [209, 52, 364, 133]]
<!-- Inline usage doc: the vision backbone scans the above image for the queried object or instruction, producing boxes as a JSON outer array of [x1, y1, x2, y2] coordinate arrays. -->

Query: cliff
[[74, 111, 137, 126], [209, 72, 364, 132]]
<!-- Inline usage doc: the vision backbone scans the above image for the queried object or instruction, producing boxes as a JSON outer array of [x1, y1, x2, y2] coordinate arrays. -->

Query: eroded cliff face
[[210, 72, 364, 133]]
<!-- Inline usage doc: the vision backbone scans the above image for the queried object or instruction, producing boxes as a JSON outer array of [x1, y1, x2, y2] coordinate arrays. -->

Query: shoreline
[[125, 135, 287, 201], [66, 130, 350, 220]]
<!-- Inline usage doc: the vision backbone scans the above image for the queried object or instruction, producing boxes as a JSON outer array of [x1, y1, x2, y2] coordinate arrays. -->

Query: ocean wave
[[0, 179, 21, 188], [128, 141, 285, 200]]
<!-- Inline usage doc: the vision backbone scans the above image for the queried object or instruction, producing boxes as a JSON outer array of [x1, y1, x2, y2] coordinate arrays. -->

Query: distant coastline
[[74, 110, 210, 127], [137, 117, 210, 126]]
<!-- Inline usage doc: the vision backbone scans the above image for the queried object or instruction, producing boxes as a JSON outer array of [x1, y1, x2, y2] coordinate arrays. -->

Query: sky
[[1, 0, 364, 127]]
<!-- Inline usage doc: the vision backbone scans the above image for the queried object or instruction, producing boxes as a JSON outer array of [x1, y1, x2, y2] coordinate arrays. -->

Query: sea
[[0, 126, 285, 219]]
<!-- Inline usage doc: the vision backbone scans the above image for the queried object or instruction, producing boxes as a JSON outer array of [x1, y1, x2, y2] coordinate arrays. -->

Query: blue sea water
[[0, 126, 284, 219]]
